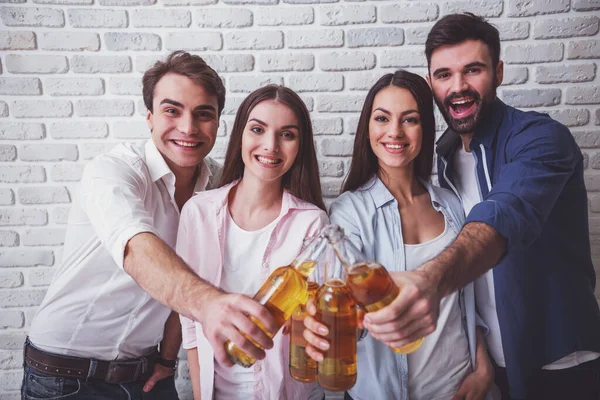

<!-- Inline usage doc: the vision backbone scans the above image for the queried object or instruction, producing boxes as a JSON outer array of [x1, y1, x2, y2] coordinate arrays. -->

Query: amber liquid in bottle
[[225, 261, 319, 367], [345, 262, 424, 354], [289, 281, 320, 382], [316, 279, 357, 392]]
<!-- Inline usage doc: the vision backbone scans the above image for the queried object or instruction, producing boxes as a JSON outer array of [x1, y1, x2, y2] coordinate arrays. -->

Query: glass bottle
[[327, 226, 424, 354], [315, 239, 357, 391], [289, 280, 319, 382], [226, 233, 329, 368], [289, 235, 331, 382]]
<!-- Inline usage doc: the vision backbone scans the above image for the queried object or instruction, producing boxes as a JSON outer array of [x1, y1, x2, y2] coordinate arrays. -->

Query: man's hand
[[143, 363, 175, 393], [195, 291, 277, 367], [362, 269, 441, 348]]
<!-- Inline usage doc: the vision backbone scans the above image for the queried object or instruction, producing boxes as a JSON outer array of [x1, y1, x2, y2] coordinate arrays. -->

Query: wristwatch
[[157, 357, 178, 370]]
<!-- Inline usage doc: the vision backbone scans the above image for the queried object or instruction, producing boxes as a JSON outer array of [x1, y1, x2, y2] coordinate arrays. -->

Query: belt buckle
[[105, 359, 145, 384]]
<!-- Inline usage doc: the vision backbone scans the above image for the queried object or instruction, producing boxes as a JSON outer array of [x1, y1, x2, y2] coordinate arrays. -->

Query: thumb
[[143, 374, 159, 393]]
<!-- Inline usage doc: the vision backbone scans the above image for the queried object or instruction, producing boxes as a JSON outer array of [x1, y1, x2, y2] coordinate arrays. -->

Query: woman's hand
[[452, 328, 494, 400], [302, 299, 330, 362]]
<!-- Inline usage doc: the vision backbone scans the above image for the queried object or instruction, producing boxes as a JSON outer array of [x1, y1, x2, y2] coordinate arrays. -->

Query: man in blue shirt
[[362, 13, 600, 399]]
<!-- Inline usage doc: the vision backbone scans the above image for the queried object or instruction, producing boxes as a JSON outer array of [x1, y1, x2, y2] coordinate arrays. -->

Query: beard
[[435, 83, 497, 135]]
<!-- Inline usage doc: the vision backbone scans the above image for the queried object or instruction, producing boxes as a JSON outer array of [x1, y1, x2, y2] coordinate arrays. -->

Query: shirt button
[[254, 364, 262, 372], [262, 262, 268, 269], [448, 218, 453, 222]]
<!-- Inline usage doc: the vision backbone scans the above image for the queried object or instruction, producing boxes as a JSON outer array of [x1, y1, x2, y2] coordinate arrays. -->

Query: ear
[[495, 60, 504, 87], [146, 109, 153, 132], [426, 73, 432, 89]]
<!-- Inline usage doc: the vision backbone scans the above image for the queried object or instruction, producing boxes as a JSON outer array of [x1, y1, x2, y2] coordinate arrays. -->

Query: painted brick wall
[[0, 0, 599, 398]]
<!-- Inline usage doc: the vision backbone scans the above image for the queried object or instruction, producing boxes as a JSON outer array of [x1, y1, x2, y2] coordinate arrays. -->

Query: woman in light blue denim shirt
[[305, 71, 494, 400]]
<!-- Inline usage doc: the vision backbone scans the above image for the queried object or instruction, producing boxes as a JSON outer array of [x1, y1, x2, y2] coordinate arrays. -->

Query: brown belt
[[25, 342, 158, 384]]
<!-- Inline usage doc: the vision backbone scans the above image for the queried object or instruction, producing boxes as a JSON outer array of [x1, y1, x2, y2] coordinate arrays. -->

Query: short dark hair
[[219, 85, 326, 211], [142, 51, 225, 116], [425, 13, 500, 70], [342, 70, 436, 193]]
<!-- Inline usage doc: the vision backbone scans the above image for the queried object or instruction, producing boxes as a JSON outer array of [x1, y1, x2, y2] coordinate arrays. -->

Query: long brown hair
[[219, 85, 326, 211], [342, 70, 436, 193]]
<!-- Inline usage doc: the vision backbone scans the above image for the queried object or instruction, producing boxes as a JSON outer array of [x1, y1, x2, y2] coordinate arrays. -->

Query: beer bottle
[[315, 241, 358, 391], [327, 227, 424, 354], [226, 232, 329, 368], [289, 280, 319, 382]]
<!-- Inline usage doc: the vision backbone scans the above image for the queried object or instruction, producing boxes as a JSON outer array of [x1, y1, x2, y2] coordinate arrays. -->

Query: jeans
[[21, 365, 179, 400]]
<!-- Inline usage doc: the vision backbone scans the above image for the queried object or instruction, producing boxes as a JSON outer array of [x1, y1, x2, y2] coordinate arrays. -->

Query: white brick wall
[[0, 1, 599, 398]]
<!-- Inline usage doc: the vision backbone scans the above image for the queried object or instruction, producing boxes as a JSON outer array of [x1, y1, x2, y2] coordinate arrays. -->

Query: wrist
[[157, 357, 178, 370]]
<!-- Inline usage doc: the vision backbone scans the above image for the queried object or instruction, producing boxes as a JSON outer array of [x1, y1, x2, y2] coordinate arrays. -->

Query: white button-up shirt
[[29, 139, 221, 360]]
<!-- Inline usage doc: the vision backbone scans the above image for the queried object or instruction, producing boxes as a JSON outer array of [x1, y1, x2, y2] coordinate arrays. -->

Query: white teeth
[[384, 144, 407, 149], [451, 99, 472, 105], [257, 156, 281, 165], [174, 140, 200, 148]]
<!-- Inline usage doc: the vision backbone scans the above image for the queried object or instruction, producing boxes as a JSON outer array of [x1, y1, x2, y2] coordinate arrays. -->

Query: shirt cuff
[[180, 315, 198, 350]]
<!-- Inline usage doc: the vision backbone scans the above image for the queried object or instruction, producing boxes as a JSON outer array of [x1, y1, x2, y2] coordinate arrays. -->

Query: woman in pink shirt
[[177, 85, 328, 400]]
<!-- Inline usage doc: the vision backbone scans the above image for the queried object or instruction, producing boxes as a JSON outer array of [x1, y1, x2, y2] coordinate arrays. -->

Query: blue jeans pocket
[[23, 368, 81, 400]]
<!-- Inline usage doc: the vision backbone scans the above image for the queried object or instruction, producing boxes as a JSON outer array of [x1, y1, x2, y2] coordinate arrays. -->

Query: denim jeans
[[21, 365, 179, 400]]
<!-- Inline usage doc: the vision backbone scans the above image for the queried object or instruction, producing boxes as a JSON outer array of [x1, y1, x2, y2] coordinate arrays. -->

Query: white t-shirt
[[454, 145, 506, 367], [453, 143, 599, 370], [405, 222, 472, 400], [213, 210, 280, 400]]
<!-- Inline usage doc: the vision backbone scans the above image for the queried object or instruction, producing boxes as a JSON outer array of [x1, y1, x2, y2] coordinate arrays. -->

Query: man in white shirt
[[22, 51, 279, 400]]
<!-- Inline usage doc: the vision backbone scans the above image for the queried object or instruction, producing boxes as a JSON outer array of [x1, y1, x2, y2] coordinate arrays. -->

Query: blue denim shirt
[[329, 176, 481, 400], [437, 98, 600, 398]]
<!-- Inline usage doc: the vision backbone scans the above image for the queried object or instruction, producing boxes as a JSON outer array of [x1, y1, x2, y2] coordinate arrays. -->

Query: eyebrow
[[373, 107, 419, 117], [248, 118, 299, 130], [432, 61, 487, 76], [159, 98, 216, 112]]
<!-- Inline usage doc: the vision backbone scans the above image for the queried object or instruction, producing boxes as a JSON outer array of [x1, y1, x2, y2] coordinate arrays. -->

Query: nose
[[387, 122, 404, 139], [177, 113, 199, 136], [450, 73, 469, 95], [262, 131, 280, 153]]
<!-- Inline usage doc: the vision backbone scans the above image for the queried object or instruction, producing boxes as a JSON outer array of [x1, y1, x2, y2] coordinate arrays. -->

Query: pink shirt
[[177, 181, 328, 400]]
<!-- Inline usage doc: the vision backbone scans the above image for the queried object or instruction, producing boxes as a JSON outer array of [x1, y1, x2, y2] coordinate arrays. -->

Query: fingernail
[[318, 326, 328, 335], [319, 340, 329, 350], [364, 316, 371, 324]]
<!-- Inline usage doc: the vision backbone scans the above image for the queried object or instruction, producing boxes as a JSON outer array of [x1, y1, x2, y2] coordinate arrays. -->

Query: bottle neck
[[292, 235, 328, 278]]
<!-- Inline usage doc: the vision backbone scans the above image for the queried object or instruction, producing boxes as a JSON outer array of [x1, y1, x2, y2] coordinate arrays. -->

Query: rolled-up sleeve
[[80, 155, 160, 269], [466, 120, 580, 253]]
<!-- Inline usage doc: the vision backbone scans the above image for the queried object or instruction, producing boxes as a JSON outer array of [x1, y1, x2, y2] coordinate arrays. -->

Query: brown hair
[[425, 13, 501, 70], [342, 70, 436, 193], [219, 85, 326, 211], [142, 50, 226, 116]]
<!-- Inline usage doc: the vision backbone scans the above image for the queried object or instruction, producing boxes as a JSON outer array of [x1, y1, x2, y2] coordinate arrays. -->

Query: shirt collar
[[359, 176, 395, 209], [213, 180, 322, 216], [360, 175, 449, 211], [144, 138, 212, 191]]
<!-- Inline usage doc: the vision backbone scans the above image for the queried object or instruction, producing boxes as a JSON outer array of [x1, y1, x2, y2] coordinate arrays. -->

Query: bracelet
[[157, 357, 178, 370]]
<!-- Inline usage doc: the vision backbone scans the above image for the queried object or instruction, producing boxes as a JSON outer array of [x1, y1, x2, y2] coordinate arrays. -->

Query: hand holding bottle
[[197, 290, 277, 367], [362, 269, 440, 350]]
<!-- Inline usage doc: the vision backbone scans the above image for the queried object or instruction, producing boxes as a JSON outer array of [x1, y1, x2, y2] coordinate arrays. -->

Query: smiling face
[[241, 100, 300, 185], [369, 86, 423, 175], [146, 73, 219, 177], [427, 39, 503, 135]]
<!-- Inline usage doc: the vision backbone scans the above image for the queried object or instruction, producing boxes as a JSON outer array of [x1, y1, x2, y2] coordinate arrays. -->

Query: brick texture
[[0, 2, 598, 399]]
